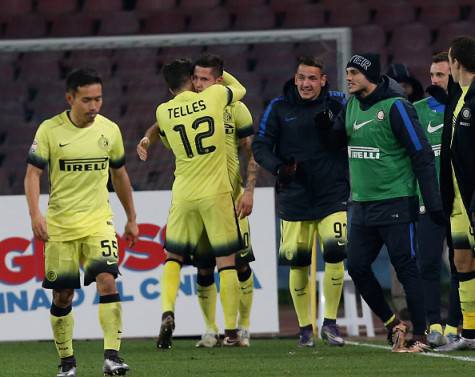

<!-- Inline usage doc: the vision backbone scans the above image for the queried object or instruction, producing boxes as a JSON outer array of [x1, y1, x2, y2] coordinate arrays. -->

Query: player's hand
[[277, 157, 297, 188], [31, 213, 48, 241], [124, 220, 139, 247], [236, 190, 253, 219], [137, 137, 150, 161]]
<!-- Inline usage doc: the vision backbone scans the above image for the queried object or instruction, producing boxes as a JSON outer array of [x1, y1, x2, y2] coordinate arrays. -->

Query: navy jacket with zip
[[252, 80, 349, 221]]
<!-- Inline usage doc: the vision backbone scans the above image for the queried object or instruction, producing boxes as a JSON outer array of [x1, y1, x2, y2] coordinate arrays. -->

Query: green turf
[[1, 338, 474, 376]]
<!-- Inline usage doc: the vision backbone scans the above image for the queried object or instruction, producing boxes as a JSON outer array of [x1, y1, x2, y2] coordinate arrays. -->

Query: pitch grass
[[1, 338, 475, 377]]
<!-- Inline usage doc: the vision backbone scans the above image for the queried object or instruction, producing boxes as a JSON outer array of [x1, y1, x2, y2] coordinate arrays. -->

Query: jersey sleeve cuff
[[237, 125, 254, 139], [110, 155, 126, 169], [226, 87, 233, 106], [26, 154, 47, 170]]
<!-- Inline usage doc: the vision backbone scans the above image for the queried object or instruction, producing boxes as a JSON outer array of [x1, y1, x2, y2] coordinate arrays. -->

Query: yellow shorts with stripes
[[165, 192, 242, 258], [43, 220, 119, 289], [279, 211, 347, 266]]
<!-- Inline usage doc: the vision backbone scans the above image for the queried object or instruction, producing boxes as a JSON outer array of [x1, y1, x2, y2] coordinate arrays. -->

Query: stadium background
[[0, 0, 472, 331]]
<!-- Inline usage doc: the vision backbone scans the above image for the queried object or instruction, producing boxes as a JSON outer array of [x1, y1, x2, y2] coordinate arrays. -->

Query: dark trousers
[[447, 244, 462, 328], [348, 222, 426, 335], [416, 213, 445, 326]]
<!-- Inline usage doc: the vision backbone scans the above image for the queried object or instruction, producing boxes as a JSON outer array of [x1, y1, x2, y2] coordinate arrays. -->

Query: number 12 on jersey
[[173, 116, 216, 158]]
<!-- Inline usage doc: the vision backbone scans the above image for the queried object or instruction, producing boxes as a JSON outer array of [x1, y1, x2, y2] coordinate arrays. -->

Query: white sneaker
[[195, 332, 220, 348], [238, 328, 251, 347], [436, 336, 475, 352]]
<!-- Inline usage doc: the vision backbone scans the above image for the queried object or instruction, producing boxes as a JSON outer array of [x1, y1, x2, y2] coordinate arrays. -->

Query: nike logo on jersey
[[106, 261, 118, 265], [59, 142, 71, 147], [353, 119, 373, 131], [284, 116, 297, 122], [427, 121, 443, 133], [337, 241, 345, 246], [293, 287, 305, 292]]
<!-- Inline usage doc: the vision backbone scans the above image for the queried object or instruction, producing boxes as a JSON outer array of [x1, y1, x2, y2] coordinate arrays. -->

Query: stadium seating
[[1, 0, 474, 194], [36, 0, 78, 16]]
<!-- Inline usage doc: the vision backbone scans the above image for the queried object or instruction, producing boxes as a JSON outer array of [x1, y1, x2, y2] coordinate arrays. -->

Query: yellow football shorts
[[279, 211, 347, 266], [165, 192, 243, 258], [42, 220, 119, 289]]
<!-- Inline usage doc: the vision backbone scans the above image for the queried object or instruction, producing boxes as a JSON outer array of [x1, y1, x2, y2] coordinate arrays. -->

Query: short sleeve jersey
[[224, 101, 253, 195], [156, 85, 232, 201], [27, 111, 125, 241]]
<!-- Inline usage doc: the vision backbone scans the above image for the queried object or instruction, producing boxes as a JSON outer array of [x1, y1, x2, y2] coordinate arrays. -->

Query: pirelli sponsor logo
[[348, 146, 380, 160], [59, 157, 109, 172], [432, 144, 441, 157]]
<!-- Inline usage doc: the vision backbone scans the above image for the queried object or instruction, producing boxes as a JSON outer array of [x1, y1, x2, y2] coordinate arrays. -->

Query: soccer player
[[24, 68, 138, 376], [154, 59, 246, 348], [138, 54, 257, 347], [253, 56, 348, 347], [438, 36, 475, 352], [413, 52, 456, 347], [319, 53, 444, 352]]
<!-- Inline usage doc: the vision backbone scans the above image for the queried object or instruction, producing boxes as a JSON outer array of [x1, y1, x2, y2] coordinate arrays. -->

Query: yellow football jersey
[[223, 101, 253, 197], [156, 76, 245, 201], [27, 111, 125, 241]]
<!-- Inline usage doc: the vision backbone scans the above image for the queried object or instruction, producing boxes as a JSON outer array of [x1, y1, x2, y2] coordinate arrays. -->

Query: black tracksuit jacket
[[252, 81, 349, 221]]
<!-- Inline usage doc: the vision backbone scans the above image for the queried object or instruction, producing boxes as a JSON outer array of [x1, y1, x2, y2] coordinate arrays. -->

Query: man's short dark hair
[[66, 68, 102, 93], [162, 58, 193, 91], [296, 56, 325, 73], [449, 36, 475, 73], [194, 53, 224, 78], [432, 51, 449, 64]]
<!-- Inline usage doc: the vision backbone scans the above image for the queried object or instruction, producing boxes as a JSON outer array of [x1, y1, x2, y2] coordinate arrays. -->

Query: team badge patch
[[377, 110, 385, 121], [30, 140, 38, 153], [46, 271, 57, 282], [462, 108, 471, 120], [98, 134, 110, 151]]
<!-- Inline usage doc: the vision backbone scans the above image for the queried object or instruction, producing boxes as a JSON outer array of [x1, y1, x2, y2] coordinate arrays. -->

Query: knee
[[53, 289, 74, 307], [454, 254, 473, 272], [96, 272, 117, 295]]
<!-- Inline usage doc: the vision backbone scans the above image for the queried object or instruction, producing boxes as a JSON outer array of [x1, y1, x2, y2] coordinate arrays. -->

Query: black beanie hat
[[346, 53, 381, 83]]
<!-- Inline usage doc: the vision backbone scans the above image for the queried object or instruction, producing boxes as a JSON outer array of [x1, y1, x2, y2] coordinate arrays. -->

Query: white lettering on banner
[[0, 188, 279, 340]]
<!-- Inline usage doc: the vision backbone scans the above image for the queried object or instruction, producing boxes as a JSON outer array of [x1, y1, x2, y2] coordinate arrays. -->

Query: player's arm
[[237, 135, 259, 219], [110, 166, 139, 246], [137, 122, 161, 161], [24, 164, 48, 241], [389, 99, 444, 223], [252, 98, 284, 175], [222, 71, 246, 104], [315, 102, 348, 150]]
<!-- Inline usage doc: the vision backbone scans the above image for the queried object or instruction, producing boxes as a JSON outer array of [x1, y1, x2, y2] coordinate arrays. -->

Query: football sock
[[99, 294, 122, 351], [50, 303, 74, 359], [238, 268, 254, 329], [429, 323, 443, 334], [384, 314, 398, 329], [458, 273, 475, 338], [196, 273, 219, 334], [161, 259, 181, 313], [444, 325, 458, 336], [219, 268, 240, 331], [289, 266, 311, 327], [323, 262, 344, 320]]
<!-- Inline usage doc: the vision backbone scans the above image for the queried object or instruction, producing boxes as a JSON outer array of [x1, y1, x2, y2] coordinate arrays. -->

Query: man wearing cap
[[318, 53, 444, 352]]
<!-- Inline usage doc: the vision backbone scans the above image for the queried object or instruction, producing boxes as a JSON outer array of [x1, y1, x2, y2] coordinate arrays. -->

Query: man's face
[[66, 83, 102, 124], [448, 49, 460, 83], [294, 64, 326, 100], [192, 66, 221, 92], [430, 61, 450, 91], [346, 67, 371, 94]]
